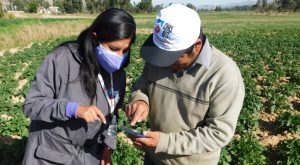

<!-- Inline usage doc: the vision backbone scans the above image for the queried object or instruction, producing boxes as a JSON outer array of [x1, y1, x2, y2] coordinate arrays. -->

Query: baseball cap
[[141, 4, 201, 67]]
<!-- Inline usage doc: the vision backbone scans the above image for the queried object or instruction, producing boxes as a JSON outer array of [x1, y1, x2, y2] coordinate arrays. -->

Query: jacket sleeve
[[155, 62, 245, 155], [23, 48, 70, 122], [129, 64, 149, 105]]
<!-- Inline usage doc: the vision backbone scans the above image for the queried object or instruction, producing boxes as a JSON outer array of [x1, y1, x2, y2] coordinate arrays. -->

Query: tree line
[[1, 0, 158, 13], [255, 0, 300, 12], [1, 0, 300, 16], [214, 0, 300, 12]]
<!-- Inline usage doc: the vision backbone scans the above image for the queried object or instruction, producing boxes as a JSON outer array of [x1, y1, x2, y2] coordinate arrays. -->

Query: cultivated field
[[0, 12, 299, 164]]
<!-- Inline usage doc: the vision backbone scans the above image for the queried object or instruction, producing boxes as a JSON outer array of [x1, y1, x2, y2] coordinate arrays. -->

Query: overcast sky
[[131, 0, 257, 7]]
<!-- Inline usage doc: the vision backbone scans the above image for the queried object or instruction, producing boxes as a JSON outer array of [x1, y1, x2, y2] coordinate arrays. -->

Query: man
[[126, 4, 245, 165]]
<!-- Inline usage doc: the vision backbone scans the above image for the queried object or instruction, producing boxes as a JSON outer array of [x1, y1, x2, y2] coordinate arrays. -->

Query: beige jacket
[[130, 39, 245, 165]]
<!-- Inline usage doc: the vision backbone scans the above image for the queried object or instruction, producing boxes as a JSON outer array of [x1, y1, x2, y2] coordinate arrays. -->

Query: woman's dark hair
[[77, 8, 136, 100]]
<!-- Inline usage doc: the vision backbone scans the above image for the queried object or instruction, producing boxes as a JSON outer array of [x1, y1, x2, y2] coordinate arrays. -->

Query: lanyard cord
[[98, 73, 115, 114], [109, 73, 115, 113]]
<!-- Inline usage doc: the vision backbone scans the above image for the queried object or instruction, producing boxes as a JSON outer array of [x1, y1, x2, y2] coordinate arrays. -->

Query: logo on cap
[[157, 19, 164, 27], [162, 23, 173, 39], [155, 26, 160, 33], [156, 19, 174, 39]]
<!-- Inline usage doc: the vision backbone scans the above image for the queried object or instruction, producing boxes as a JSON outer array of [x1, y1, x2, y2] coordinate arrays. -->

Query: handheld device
[[121, 126, 145, 138]]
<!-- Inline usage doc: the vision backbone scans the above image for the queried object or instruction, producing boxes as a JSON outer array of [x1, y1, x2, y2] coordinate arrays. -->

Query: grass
[[135, 11, 300, 31], [0, 19, 90, 50], [0, 18, 91, 32], [201, 11, 300, 33], [0, 11, 299, 50]]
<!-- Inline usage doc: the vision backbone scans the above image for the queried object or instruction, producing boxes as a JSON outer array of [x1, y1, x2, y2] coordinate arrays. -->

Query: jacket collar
[[194, 37, 211, 69]]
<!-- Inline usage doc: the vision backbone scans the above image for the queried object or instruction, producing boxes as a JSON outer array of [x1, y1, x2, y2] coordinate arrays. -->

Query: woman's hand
[[76, 105, 107, 124], [100, 146, 112, 165]]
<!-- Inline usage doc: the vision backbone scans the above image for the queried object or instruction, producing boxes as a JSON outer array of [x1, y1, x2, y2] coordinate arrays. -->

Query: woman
[[22, 8, 136, 165]]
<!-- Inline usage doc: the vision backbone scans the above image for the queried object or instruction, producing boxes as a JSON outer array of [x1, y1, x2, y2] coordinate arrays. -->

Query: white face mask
[[95, 44, 128, 73]]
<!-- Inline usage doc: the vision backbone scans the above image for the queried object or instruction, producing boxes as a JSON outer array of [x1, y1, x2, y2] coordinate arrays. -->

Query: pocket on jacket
[[35, 145, 74, 164]]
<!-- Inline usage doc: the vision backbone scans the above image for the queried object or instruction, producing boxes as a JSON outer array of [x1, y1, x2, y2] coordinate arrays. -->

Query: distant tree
[[277, 0, 298, 11], [119, 0, 134, 12], [186, 3, 196, 10], [86, 0, 105, 13], [215, 5, 222, 11], [262, 0, 268, 8], [0, 2, 4, 18], [10, 0, 26, 11], [108, 0, 118, 8], [85, 0, 135, 13], [257, 0, 263, 10], [270, 0, 279, 10], [256, 0, 273, 11], [63, 0, 73, 13], [226, 5, 254, 11], [54, 0, 65, 13], [28, 1, 38, 13], [18, 0, 50, 12], [40, 0, 51, 9], [288, 0, 298, 11], [256, 0, 300, 12], [153, 4, 163, 12], [72, 0, 83, 12], [64, 0, 83, 13], [136, 0, 153, 13]]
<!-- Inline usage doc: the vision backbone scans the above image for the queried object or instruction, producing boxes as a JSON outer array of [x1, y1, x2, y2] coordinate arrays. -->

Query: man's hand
[[126, 100, 149, 126], [76, 105, 107, 124], [100, 146, 112, 165], [131, 131, 160, 149]]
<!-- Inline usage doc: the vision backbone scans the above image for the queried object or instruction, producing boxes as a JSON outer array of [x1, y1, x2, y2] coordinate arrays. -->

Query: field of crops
[[0, 12, 299, 165]]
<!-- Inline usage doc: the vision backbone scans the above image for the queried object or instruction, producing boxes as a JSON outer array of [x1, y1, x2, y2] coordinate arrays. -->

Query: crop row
[[0, 28, 299, 164]]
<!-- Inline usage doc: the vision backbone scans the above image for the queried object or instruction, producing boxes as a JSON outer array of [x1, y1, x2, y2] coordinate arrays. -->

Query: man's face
[[170, 39, 202, 72], [170, 53, 195, 72]]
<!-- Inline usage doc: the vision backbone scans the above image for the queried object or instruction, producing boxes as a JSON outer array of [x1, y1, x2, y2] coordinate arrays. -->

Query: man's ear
[[194, 39, 202, 52]]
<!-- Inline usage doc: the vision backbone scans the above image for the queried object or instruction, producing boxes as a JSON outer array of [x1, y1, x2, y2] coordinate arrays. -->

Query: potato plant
[[0, 19, 299, 165]]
